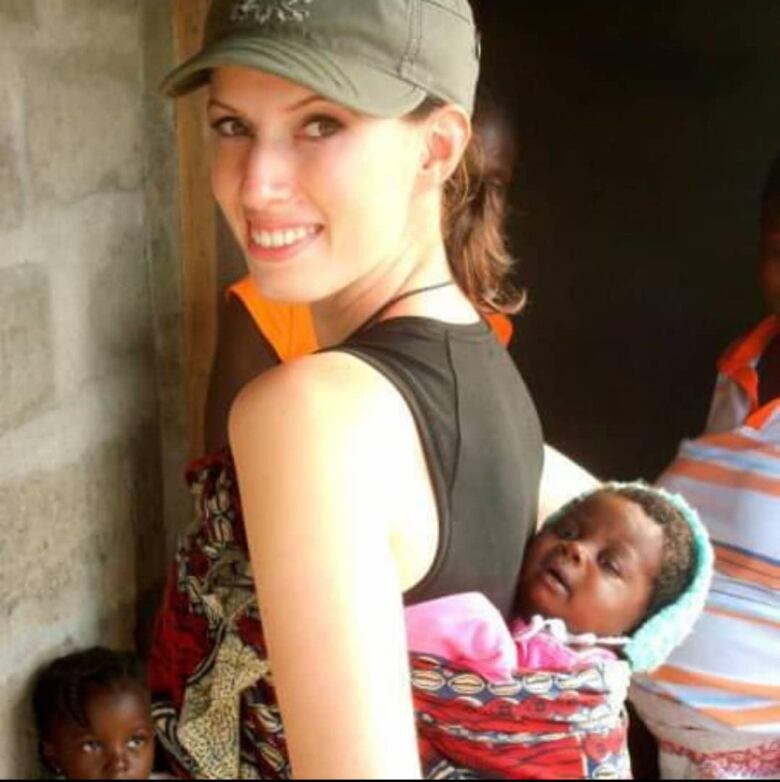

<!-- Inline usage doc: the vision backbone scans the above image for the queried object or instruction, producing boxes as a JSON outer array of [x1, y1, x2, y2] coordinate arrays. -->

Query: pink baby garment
[[405, 592, 619, 682]]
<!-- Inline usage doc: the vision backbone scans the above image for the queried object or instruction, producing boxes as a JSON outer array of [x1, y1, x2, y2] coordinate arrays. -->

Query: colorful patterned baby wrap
[[148, 450, 631, 779], [411, 654, 631, 779]]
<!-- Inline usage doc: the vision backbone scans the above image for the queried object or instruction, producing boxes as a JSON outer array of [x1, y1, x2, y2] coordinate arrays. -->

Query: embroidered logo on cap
[[231, 0, 313, 25]]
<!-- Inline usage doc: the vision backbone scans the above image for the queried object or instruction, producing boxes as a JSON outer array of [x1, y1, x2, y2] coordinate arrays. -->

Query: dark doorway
[[473, 1, 780, 479]]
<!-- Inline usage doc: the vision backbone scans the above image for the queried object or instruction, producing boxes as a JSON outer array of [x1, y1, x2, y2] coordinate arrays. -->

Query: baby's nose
[[559, 539, 585, 565]]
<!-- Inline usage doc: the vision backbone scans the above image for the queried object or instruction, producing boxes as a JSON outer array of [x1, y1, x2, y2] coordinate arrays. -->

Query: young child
[[405, 482, 713, 779], [33, 647, 157, 780], [406, 482, 712, 680]]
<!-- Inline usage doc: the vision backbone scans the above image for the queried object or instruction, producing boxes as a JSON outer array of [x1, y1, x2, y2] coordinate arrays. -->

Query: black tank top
[[326, 316, 544, 620]]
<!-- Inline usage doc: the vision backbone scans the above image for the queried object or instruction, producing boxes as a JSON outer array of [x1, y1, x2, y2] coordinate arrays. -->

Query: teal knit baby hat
[[541, 481, 714, 673]]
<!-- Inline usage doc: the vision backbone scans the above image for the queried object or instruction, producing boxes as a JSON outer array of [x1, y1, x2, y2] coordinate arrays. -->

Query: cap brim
[[161, 34, 427, 118]]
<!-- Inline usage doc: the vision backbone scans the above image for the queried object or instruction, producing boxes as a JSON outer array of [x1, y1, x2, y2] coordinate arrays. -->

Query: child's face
[[517, 492, 664, 637], [43, 685, 155, 780]]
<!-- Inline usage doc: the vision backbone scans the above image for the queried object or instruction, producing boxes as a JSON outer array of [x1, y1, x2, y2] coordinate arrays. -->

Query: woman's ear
[[419, 105, 471, 187]]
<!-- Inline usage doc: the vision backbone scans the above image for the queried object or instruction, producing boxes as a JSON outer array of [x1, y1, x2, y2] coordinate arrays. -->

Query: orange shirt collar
[[718, 315, 780, 425]]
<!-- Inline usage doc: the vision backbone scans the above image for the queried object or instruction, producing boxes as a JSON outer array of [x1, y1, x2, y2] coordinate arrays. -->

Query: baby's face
[[44, 685, 155, 780], [517, 492, 664, 637]]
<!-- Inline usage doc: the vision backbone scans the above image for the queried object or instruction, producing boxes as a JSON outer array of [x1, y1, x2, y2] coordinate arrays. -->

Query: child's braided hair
[[32, 646, 146, 742]]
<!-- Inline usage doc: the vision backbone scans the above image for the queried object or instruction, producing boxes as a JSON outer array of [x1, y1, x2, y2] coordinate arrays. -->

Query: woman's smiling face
[[208, 67, 428, 304]]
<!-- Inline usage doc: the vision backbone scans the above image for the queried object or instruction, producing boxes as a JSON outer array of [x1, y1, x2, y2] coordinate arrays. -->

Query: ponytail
[[410, 97, 526, 315]]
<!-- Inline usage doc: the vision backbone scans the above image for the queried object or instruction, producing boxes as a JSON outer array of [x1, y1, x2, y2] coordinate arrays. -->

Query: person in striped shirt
[[631, 155, 780, 779]]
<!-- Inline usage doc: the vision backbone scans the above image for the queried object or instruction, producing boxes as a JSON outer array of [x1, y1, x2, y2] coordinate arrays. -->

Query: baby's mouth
[[541, 562, 572, 595]]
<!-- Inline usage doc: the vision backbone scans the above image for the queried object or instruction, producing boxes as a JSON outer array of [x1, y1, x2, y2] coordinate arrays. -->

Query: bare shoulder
[[230, 349, 410, 444], [228, 349, 419, 540]]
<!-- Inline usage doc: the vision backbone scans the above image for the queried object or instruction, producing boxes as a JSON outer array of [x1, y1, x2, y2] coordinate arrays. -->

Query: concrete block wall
[[0, 1, 179, 775]]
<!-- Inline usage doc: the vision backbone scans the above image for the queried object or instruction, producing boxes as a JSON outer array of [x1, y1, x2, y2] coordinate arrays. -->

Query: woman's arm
[[537, 444, 600, 527], [229, 354, 422, 780]]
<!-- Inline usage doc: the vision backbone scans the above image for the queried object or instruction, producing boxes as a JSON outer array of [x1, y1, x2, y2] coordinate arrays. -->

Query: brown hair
[[410, 97, 526, 315]]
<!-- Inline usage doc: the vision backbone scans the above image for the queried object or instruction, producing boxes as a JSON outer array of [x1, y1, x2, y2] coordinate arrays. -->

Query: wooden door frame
[[173, 0, 217, 458]]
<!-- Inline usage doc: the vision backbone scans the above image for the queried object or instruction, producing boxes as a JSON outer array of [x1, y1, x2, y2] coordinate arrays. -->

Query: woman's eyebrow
[[207, 94, 354, 118], [287, 94, 360, 118], [208, 96, 326, 113], [285, 94, 323, 113], [207, 95, 337, 116], [207, 98, 240, 113]]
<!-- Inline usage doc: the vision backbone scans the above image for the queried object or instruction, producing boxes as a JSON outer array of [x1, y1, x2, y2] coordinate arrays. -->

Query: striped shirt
[[641, 315, 780, 733]]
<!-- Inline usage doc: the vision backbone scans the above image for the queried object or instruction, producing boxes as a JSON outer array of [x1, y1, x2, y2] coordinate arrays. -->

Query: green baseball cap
[[161, 0, 481, 117]]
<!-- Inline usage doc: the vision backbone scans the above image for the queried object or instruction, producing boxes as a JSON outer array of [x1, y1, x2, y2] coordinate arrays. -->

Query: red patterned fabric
[[147, 450, 292, 779], [147, 450, 632, 779], [411, 655, 630, 779], [659, 738, 780, 780]]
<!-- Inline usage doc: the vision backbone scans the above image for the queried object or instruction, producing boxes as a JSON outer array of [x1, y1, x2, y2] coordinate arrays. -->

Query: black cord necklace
[[351, 280, 455, 338]]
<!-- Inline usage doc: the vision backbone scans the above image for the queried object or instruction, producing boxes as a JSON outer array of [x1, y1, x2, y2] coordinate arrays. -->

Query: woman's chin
[[245, 269, 319, 305]]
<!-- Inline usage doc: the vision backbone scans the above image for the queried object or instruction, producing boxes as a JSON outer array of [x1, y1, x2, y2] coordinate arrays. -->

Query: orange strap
[[228, 277, 513, 362], [486, 312, 513, 347], [228, 277, 318, 363]]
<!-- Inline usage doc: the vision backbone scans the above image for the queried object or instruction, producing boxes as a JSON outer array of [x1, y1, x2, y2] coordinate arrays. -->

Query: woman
[[149, 1, 593, 777], [630, 156, 780, 779], [203, 96, 520, 454]]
